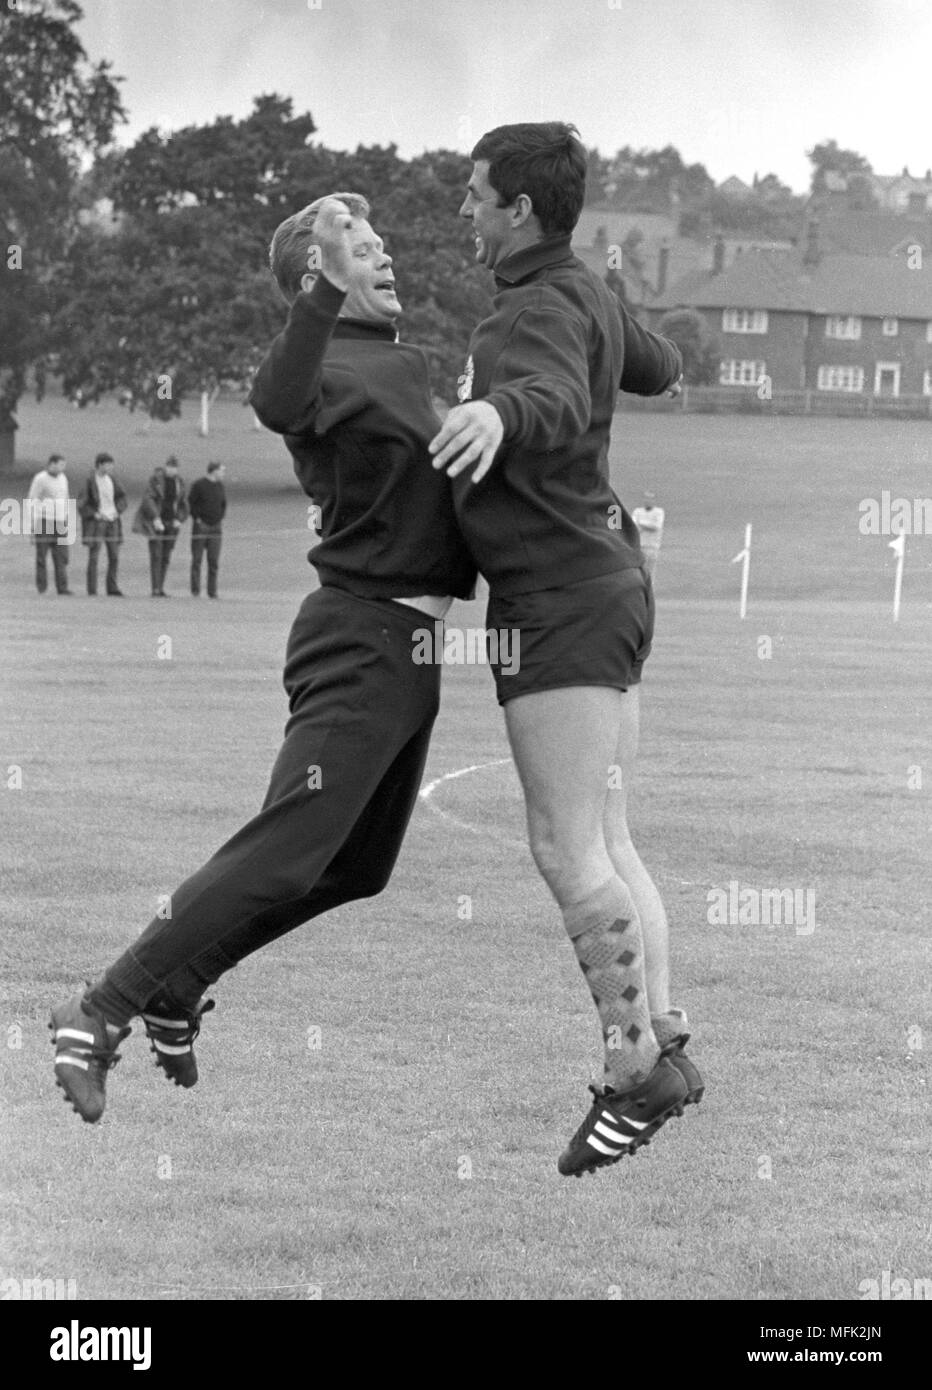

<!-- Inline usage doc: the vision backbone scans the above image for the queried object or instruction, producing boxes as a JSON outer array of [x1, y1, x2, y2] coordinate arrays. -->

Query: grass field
[[1, 394, 930, 1301]]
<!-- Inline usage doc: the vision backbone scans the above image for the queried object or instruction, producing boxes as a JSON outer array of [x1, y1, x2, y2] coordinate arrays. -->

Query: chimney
[[804, 217, 821, 266], [657, 240, 670, 295], [712, 235, 725, 275]]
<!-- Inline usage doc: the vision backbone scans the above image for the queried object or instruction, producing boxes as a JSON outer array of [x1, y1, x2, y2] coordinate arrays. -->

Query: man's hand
[[312, 197, 356, 293], [153, 518, 165, 533], [667, 373, 684, 398], [429, 401, 504, 484]]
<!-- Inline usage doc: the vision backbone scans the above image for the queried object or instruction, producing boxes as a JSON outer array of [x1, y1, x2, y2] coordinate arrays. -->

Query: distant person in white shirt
[[77, 452, 128, 596], [632, 492, 665, 579], [27, 453, 73, 595]]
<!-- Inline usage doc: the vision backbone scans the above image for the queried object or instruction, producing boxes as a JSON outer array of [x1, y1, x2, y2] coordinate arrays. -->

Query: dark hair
[[207, 461, 222, 474], [471, 122, 587, 236], [94, 452, 114, 468], [269, 192, 371, 301], [165, 455, 179, 469], [47, 453, 64, 465]]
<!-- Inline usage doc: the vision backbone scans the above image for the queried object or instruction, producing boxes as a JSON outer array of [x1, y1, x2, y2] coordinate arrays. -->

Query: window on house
[[825, 316, 862, 340], [817, 365, 864, 392], [720, 359, 767, 386], [722, 308, 768, 334], [882, 317, 899, 336]]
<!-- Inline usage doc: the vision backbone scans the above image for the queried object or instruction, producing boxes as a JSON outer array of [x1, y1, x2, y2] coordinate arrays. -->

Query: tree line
[[0, 0, 884, 466]]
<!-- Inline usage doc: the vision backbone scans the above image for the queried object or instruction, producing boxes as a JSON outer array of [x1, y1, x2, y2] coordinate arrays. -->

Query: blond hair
[[269, 192, 371, 301]]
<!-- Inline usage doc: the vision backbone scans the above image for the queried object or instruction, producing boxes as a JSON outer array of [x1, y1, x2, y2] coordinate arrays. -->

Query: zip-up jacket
[[452, 235, 682, 596], [249, 277, 476, 601]]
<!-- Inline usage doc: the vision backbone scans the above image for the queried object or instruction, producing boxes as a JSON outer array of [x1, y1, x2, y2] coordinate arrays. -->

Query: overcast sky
[[76, 0, 932, 192]]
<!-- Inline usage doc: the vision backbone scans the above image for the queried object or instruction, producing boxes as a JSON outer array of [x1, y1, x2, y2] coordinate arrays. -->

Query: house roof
[[653, 247, 932, 318], [573, 235, 711, 300], [810, 210, 932, 257], [873, 172, 932, 193]]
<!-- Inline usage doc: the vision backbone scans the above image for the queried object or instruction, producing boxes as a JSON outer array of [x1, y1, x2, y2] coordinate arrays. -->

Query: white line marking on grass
[[419, 759, 513, 801], [419, 759, 706, 886], [419, 758, 525, 848]]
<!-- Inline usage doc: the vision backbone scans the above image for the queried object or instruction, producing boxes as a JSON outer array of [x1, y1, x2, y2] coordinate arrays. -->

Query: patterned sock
[[651, 1008, 689, 1049], [563, 877, 660, 1091]]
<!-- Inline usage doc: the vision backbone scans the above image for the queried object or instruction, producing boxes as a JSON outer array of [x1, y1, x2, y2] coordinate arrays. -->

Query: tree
[[656, 309, 720, 385], [602, 228, 648, 306], [700, 184, 804, 240], [845, 172, 879, 211], [584, 147, 610, 205], [51, 96, 328, 423], [0, 0, 124, 469], [370, 150, 491, 398], [602, 144, 713, 213], [807, 139, 873, 194], [52, 114, 491, 416], [754, 172, 793, 202], [621, 228, 646, 280]]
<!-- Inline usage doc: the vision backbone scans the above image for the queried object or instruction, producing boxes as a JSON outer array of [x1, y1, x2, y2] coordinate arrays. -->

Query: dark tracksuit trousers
[[190, 527, 222, 595], [148, 532, 177, 593], [35, 538, 70, 593], [92, 586, 441, 1020]]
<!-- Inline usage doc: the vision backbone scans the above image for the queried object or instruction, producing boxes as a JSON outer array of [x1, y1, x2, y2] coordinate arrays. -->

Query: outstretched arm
[[619, 305, 683, 396]]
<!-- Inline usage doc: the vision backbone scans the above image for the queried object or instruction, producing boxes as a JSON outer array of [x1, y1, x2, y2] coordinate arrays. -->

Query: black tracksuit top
[[249, 277, 477, 601], [452, 235, 683, 596]]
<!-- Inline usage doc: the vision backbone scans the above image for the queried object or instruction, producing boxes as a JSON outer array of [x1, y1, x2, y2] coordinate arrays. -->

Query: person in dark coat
[[132, 457, 188, 596], [77, 452, 128, 596], [188, 461, 227, 598]]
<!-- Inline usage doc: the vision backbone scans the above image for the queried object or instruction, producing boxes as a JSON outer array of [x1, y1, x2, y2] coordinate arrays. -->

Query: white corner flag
[[731, 523, 752, 620], [889, 533, 905, 622]]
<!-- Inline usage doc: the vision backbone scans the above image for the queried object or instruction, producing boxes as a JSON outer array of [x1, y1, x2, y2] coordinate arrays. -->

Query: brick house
[[648, 228, 932, 397], [870, 168, 932, 214], [814, 167, 932, 214]]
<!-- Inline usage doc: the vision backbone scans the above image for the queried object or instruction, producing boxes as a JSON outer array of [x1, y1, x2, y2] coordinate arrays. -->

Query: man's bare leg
[[602, 686, 671, 1015], [602, 686, 703, 1098], [503, 686, 660, 1088]]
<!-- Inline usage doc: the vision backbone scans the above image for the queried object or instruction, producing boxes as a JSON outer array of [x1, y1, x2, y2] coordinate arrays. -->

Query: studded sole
[[54, 1076, 99, 1123], [565, 1097, 685, 1178], [150, 1051, 189, 1088]]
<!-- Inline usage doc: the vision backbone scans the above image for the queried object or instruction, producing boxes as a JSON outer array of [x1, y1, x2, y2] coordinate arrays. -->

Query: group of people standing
[[132, 455, 227, 598], [27, 453, 227, 597]]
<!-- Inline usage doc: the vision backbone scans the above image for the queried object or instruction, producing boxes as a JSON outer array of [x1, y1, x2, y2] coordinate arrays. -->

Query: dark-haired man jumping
[[430, 122, 701, 1177]]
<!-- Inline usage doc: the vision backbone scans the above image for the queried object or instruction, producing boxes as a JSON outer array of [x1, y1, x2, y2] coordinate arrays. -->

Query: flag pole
[[731, 523, 752, 620], [889, 533, 905, 622]]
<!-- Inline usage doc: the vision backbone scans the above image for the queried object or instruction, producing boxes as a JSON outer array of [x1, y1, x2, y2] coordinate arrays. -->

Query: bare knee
[[527, 821, 609, 905]]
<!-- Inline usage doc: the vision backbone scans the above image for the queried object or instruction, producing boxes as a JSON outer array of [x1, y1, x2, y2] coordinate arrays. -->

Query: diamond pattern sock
[[563, 876, 660, 1090]]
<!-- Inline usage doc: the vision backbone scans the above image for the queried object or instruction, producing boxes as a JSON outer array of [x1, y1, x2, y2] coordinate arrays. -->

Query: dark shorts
[[485, 567, 655, 705]]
